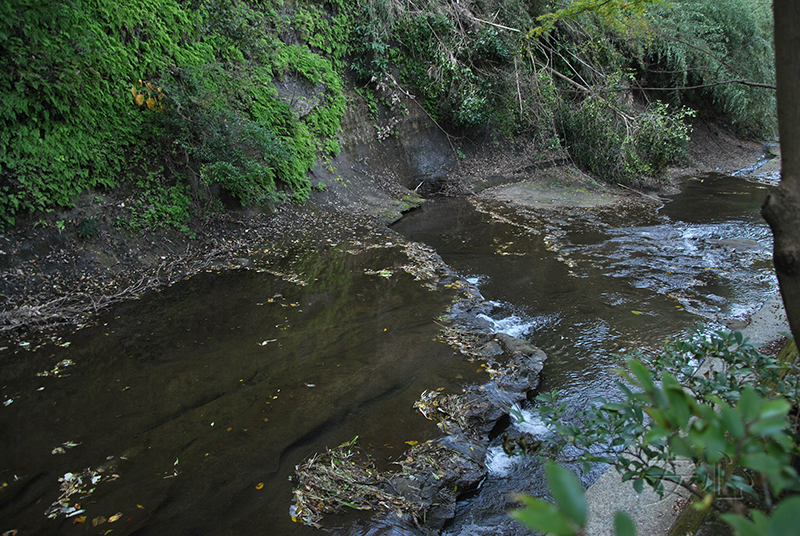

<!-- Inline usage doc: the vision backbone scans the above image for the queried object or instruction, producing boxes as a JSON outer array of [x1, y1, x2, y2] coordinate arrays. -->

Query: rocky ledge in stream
[[290, 288, 547, 535]]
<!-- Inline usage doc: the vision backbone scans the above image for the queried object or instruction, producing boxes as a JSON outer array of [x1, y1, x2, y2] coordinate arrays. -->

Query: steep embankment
[[0, 84, 768, 342], [1, 0, 777, 339]]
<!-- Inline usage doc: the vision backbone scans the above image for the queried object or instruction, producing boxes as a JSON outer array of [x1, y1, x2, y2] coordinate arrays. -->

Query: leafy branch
[[512, 331, 800, 536]]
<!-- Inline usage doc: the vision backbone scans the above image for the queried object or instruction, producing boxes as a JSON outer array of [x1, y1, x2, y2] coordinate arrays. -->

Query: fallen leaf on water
[[137, 504, 144, 509], [109, 512, 123, 522], [405, 440, 418, 446], [631, 310, 643, 315], [92, 516, 107, 526], [51, 447, 66, 454], [73, 515, 87, 524], [255, 482, 264, 490]]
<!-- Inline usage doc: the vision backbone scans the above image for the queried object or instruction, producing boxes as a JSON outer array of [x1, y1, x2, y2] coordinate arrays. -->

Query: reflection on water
[[391, 174, 777, 535], [0, 174, 778, 535], [0, 243, 480, 535], [393, 174, 775, 399]]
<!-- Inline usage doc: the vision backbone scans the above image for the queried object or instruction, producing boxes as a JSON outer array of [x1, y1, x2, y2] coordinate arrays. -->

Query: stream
[[0, 173, 778, 535]]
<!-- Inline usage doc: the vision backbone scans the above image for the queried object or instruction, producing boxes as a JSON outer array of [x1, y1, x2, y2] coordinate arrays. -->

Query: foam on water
[[509, 403, 552, 436], [486, 445, 515, 476]]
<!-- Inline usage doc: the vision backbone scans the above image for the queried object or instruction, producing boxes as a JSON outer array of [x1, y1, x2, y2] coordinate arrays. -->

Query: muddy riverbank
[[0, 113, 771, 344]]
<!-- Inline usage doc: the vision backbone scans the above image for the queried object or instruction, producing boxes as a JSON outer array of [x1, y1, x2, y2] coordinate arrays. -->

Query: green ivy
[[0, 0, 350, 228]]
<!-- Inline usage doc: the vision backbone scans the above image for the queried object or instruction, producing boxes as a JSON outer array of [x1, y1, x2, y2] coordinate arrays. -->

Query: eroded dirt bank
[[0, 99, 772, 343]]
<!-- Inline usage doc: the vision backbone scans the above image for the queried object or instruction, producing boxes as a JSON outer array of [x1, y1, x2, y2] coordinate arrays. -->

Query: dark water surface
[[0, 244, 480, 535], [393, 174, 775, 401], [391, 174, 777, 535], [0, 174, 777, 535]]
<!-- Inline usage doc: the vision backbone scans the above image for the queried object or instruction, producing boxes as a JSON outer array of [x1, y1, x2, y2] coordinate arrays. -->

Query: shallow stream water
[[391, 174, 777, 534], [0, 174, 778, 535]]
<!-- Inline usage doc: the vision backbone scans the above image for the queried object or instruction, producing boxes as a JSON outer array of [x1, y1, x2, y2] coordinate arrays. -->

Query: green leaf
[[741, 452, 782, 475], [750, 399, 791, 437], [614, 511, 637, 536], [643, 424, 670, 444], [510, 495, 576, 536], [628, 359, 655, 393], [721, 512, 762, 536], [737, 387, 762, 422], [545, 461, 588, 527], [720, 403, 745, 440], [767, 496, 800, 536]]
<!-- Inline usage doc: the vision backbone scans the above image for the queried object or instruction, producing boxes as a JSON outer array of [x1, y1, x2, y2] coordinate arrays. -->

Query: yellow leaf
[[405, 440, 418, 446], [146, 97, 155, 110], [92, 516, 107, 526], [74, 515, 87, 523], [131, 86, 137, 97], [109, 512, 123, 522], [631, 310, 643, 315], [255, 482, 264, 490], [134, 94, 145, 106]]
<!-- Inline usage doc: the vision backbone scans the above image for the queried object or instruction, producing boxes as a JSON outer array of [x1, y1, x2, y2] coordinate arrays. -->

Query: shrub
[[559, 96, 693, 184], [513, 330, 800, 535]]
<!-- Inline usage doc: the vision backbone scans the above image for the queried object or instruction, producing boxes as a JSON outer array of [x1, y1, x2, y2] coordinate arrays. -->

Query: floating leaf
[[52, 447, 66, 454], [631, 310, 643, 315], [255, 482, 264, 490], [108, 512, 123, 522], [405, 440, 419, 446], [92, 516, 107, 526]]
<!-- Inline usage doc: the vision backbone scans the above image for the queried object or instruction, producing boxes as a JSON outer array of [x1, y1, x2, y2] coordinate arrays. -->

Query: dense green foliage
[[645, 0, 776, 137], [0, 0, 777, 228], [0, 0, 348, 228], [512, 331, 800, 535], [348, 0, 774, 184]]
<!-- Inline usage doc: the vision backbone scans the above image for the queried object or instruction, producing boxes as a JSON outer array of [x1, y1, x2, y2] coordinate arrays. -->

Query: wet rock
[[491, 333, 547, 392], [476, 340, 503, 357], [710, 238, 769, 254], [494, 333, 545, 361], [389, 440, 486, 530]]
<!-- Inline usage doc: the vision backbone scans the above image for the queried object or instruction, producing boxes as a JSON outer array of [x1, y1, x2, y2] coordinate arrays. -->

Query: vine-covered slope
[[0, 0, 776, 229]]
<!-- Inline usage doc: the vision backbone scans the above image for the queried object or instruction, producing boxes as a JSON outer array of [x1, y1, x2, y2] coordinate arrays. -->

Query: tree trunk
[[763, 0, 800, 343]]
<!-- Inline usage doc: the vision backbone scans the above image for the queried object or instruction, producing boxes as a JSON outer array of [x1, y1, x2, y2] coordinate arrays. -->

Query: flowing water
[[0, 174, 778, 535], [391, 174, 777, 534]]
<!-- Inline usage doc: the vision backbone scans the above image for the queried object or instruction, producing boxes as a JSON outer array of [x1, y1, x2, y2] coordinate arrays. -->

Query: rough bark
[[764, 0, 800, 343]]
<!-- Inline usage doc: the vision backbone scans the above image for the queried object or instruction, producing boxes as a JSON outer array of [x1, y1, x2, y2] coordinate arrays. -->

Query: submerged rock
[[291, 286, 549, 533]]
